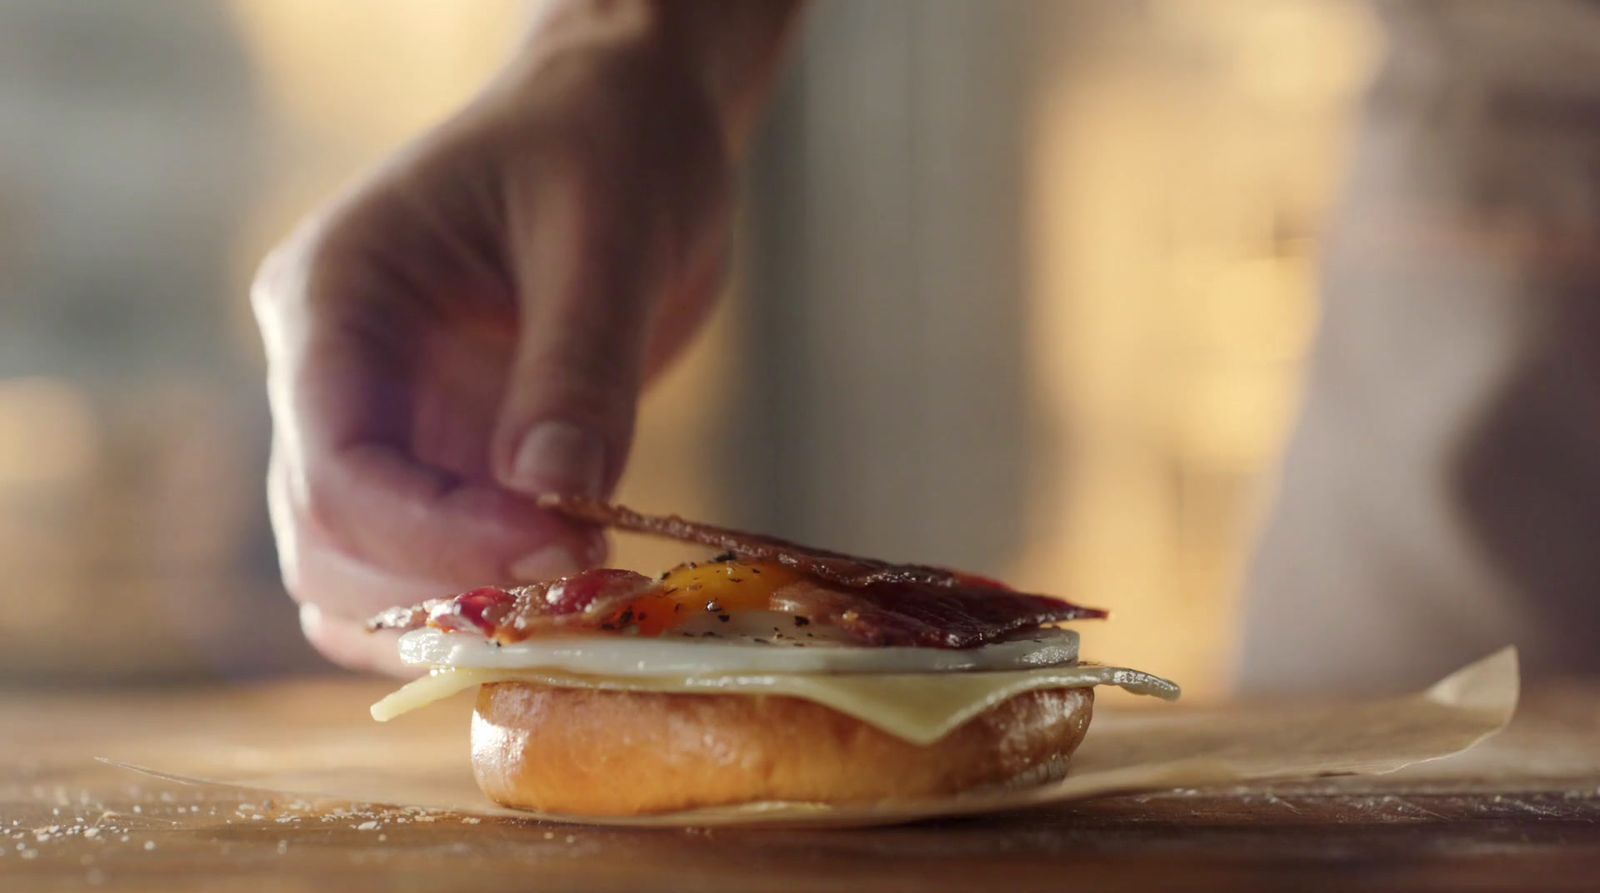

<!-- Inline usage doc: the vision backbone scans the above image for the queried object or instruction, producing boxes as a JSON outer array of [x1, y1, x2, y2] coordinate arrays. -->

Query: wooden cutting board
[[2, 678, 1598, 892]]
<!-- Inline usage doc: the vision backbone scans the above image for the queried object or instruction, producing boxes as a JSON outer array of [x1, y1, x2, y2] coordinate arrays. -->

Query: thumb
[[492, 178, 656, 502]]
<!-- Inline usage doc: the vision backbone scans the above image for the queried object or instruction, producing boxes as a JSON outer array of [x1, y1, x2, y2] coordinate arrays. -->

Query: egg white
[[397, 621, 1080, 676]]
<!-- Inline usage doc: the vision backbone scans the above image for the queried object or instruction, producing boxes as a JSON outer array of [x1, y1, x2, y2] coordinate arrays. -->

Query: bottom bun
[[470, 682, 1094, 816]]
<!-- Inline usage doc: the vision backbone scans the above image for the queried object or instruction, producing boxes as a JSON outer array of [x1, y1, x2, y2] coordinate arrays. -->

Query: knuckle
[[251, 227, 335, 325], [296, 471, 349, 552], [277, 457, 368, 573], [249, 242, 296, 318], [251, 213, 370, 323]]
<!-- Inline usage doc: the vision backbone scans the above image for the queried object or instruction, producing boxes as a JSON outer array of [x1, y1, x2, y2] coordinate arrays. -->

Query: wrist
[[516, 0, 801, 157], [521, 0, 665, 56]]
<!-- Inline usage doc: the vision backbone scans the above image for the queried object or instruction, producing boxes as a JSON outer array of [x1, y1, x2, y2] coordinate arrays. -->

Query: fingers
[[269, 444, 424, 676], [255, 213, 606, 666], [298, 604, 416, 678], [488, 48, 732, 503], [490, 174, 658, 501], [310, 443, 604, 590], [268, 441, 602, 674]]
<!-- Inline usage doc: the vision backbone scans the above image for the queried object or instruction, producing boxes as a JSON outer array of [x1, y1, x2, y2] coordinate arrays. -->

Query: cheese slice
[[371, 664, 1180, 746]]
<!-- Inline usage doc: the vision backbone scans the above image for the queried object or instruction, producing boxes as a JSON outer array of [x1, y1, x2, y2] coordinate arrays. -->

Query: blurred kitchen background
[[0, 0, 1377, 698]]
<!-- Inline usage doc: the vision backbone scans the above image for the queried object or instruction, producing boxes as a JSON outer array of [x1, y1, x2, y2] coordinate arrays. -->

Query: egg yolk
[[610, 559, 805, 635]]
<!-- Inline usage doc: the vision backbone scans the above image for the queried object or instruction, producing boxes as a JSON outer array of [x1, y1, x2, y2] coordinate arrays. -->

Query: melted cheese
[[370, 664, 1180, 746]]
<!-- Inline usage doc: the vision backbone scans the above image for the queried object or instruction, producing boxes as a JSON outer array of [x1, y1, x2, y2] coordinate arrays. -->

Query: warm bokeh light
[[0, 377, 97, 488], [1017, 1, 1379, 700], [0, 2, 1380, 685], [221, 0, 528, 356]]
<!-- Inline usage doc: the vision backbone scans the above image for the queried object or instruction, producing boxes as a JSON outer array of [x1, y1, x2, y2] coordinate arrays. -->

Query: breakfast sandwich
[[365, 496, 1178, 817]]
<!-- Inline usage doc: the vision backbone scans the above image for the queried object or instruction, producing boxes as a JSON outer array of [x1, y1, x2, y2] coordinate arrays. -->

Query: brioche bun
[[470, 682, 1093, 816]]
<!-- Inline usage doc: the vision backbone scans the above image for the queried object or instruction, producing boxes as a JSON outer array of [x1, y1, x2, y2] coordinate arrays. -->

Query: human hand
[[253, 7, 736, 673]]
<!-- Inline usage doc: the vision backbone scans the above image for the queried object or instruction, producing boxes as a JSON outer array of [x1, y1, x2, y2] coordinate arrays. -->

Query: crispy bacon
[[365, 500, 1107, 649], [537, 495, 969, 590], [537, 495, 1108, 623], [364, 570, 656, 643], [770, 581, 1088, 649]]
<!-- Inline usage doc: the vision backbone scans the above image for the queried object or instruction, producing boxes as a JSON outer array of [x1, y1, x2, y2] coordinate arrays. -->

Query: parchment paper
[[107, 647, 1518, 828]]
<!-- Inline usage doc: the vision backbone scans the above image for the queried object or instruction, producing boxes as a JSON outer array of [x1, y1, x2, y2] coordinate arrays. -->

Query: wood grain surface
[[2, 678, 1597, 892]]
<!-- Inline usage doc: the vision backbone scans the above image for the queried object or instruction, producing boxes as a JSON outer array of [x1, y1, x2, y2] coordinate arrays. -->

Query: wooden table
[[2, 678, 1598, 892]]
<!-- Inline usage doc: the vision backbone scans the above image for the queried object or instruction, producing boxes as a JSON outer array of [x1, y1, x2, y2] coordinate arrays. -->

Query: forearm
[[521, 0, 806, 155]]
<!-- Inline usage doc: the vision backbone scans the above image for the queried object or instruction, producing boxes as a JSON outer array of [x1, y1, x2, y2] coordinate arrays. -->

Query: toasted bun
[[470, 682, 1093, 816]]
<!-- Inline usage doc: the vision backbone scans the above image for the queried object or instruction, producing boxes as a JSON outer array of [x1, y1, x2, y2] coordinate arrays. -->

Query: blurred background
[[0, 0, 1378, 698]]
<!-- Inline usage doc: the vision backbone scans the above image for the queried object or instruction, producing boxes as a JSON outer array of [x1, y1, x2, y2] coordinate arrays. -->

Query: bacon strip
[[769, 580, 1093, 649], [538, 495, 1108, 626], [365, 500, 1107, 649], [365, 570, 657, 643]]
